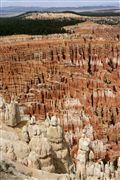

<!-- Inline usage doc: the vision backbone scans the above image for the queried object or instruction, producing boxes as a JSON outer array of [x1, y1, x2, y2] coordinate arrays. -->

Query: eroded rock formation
[[0, 95, 120, 179], [0, 98, 73, 179], [0, 21, 120, 179]]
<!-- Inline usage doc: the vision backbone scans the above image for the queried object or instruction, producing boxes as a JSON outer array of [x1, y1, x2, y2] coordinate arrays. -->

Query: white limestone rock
[[29, 134, 55, 173], [5, 100, 21, 127], [78, 134, 91, 152], [86, 161, 95, 176], [76, 149, 88, 164], [0, 129, 19, 141], [91, 140, 105, 154], [82, 124, 94, 140], [22, 126, 30, 143], [47, 116, 73, 174], [27, 151, 40, 169], [89, 150, 95, 161], [0, 96, 6, 122], [93, 162, 102, 178], [7, 145, 17, 161]]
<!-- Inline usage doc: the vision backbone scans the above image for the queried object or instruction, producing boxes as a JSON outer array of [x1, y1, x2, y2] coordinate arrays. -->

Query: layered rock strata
[[76, 128, 120, 180], [0, 22, 120, 178], [0, 96, 120, 179], [0, 101, 73, 178], [47, 116, 73, 173]]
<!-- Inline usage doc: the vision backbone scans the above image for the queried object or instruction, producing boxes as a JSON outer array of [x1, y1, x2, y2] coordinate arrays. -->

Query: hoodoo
[[0, 11, 120, 180]]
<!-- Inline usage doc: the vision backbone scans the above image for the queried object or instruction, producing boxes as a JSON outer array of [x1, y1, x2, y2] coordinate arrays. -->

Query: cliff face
[[0, 23, 120, 162]]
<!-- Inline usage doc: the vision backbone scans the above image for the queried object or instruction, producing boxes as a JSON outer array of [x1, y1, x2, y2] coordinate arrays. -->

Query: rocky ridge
[[21, 12, 120, 25], [22, 12, 82, 20]]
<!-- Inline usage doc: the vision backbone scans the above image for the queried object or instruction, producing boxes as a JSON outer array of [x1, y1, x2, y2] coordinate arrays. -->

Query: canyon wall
[[0, 25, 120, 163]]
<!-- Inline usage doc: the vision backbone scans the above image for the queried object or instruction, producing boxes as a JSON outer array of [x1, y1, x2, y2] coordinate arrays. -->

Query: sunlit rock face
[[1, 101, 120, 179], [0, 102, 74, 177], [76, 128, 120, 180], [0, 95, 29, 127], [0, 21, 120, 179]]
